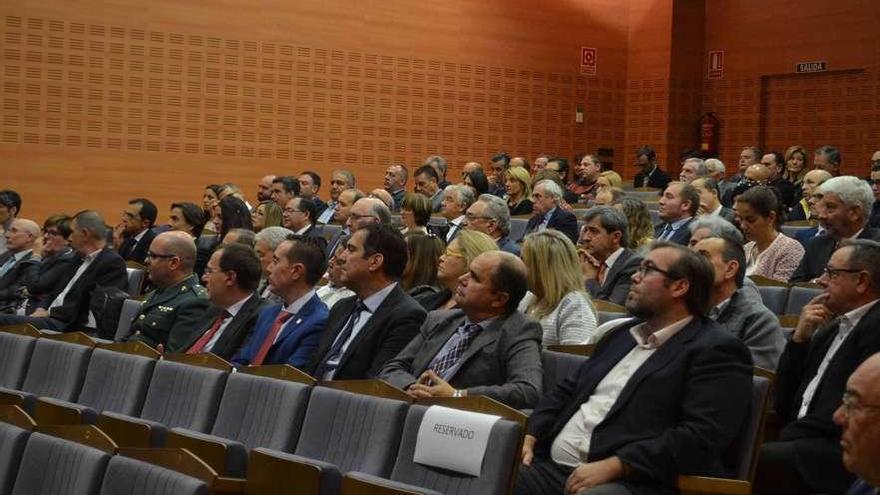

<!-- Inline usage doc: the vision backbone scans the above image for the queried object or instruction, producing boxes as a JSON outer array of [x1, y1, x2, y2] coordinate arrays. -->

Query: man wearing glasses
[[756, 240, 880, 495], [464, 194, 520, 256], [517, 242, 752, 495], [833, 353, 880, 495], [127, 231, 210, 349]]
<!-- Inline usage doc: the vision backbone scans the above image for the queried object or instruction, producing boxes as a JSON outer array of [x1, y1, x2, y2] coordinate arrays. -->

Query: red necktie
[[251, 311, 293, 366], [187, 311, 231, 354], [597, 262, 607, 286]]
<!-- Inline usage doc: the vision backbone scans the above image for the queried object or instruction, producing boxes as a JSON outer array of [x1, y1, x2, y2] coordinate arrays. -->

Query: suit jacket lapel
[[448, 315, 501, 376], [274, 294, 318, 346], [336, 286, 401, 368], [414, 312, 467, 374], [602, 250, 631, 290]]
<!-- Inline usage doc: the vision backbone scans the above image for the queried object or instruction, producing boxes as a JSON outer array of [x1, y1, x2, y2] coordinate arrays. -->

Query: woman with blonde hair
[[413, 230, 498, 311], [519, 230, 597, 345], [505, 166, 534, 216], [597, 170, 623, 189], [612, 197, 654, 254], [783, 145, 808, 187], [251, 200, 283, 232]]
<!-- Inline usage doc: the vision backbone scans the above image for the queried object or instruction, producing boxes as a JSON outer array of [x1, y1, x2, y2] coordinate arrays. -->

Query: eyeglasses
[[636, 260, 675, 279], [349, 212, 377, 221], [43, 229, 62, 237], [840, 391, 880, 415], [147, 251, 178, 261], [465, 213, 493, 222], [823, 265, 863, 279]]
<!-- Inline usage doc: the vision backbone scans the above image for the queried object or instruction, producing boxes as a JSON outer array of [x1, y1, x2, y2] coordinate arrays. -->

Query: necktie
[[660, 223, 673, 240], [314, 300, 369, 378], [0, 256, 16, 277], [187, 310, 231, 354], [251, 310, 293, 366], [427, 322, 482, 381], [596, 262, 607, 286]]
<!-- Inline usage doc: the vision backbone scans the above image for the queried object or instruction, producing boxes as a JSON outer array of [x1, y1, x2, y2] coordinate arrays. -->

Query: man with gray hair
[[679, 157, 709, 183], [579, 207, 642, 306], [254, 226, 294, 300], [346, 197, 392, 232], [814, 145, 842, 176], [0, 210, 127, 331], [435, 184, 475, 244], [128, 231, 210, 349], [688, 215, 763, 304], [523, 179, 578, 243], [423, 155, 450, 189], [0, 219, 41, 312], [465, 194, 520, 256], [790, 176, 880, 283], [317, 169, 356, 224]]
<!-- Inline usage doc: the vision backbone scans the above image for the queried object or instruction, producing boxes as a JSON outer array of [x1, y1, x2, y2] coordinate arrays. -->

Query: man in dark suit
[[692, 177, 736, 223], [307, 223, 426, 380], [756, 240, 880, 495], [579, 207, 641, 306], [0, 219, 40, 313], [790, 176, 880, 283], [432, 184, 474, 244], [282, 197, 328, 255], [173, 243, 266, 359], [524, 179, 579, 244], [380, 251, 543, 410], [516, 242, 752, 495], [297, 171, 328, 218], [833, 353, 880, 495], [118, 198, 158, 265], [233, 237, 329, 368], [632, 145, 671, 190], [0, 210, 127, 331], [654, 181, 698, 246]]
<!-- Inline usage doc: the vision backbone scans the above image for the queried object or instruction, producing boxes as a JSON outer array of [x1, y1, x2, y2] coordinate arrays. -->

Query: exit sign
[[796, 61, 827, 73]]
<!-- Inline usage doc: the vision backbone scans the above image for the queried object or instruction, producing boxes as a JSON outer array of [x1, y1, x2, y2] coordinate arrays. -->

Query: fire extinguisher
[[699, 112, 719, 156]]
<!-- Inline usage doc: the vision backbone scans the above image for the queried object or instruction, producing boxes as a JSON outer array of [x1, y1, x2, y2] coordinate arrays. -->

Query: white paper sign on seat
[[413, 405, 501, 476]]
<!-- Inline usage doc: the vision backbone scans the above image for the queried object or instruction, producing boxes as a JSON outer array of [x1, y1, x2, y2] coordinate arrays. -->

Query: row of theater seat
[[0, 327, 524, 495]]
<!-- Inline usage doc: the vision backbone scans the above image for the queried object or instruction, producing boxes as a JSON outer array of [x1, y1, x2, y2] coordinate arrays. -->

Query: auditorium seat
[[9, 431, 111, 495], [597, 310, 627, 326], [0, 420, 31, 495], [0, 333, 36, 390], [98, 452, 208, 495], [166, 366, 313, 477], [780, 224, 811, 239], [96, 357, 228, 448], [784, 285, 823, 316], [757, 286, 788, 315], [0, 338, 93, 413], [342, 403, 522, 495], [35, 347, 157, 425], [126, 267, 146, 296], [321, 224, 343, 243], [540, 350, 586, 394], [509, 218, 528, 243], [114, 299, 144, 342]]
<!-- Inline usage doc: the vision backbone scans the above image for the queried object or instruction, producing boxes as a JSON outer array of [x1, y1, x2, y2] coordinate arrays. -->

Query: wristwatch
[[452, 389, 464, 398]]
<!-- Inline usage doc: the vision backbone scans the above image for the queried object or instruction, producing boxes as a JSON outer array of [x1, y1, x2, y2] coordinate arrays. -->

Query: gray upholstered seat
[[0, 339, 92, 413], [126, 268, 146, 296], [540, 349, 587, 394], [784, 286, 823, 315], [169, 371, 311, 476], [757, 286, 788, 315], [346, 404, 522, 495], [98, 455, 207, 495], [509, 218, 528, 243], [258, 386, 408, 495], [597, 311, 627, 326], [100, 359, 227, 447], [0, 333, 36, 390], [114, 299, 144, 342], [0, 422, 30, 495], [10, 432, 110, 495], [39, 348, 156, 424]]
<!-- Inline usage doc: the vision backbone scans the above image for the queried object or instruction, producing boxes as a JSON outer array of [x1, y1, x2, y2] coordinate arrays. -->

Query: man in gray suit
[[380, 250, 543, 410], [692, 234, 784, 369]]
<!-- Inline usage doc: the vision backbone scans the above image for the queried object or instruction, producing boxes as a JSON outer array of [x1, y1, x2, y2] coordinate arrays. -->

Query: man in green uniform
[[128, 231, 210, 351]]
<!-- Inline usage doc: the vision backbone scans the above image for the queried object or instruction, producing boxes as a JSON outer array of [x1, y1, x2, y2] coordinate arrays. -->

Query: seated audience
[[401, 232, 444, 293], [127, 231, 211, 349], [593, 186, 624, 206], [520, 230, 597, 345], [345, 197, 393, 232], [118, 198, 158, 265], [251, 200, 283, 232], [687, 216, 762, 304], [525, 179, 579, 243], [597, 170, 623, 190], [283, 197, 323, 242], [465, 194, 521, 255], [488, 152, 511, 198], [763, 151, 797, 209], [169, 202, 206, 238], [783, 145, 808, 193], [569, 154, 601, 203], [788, 169, 832, 222], [814, 144, 842, 176], [256, 174, 276, 202], [506, 166, 534, 216], [0, 189, 22, 256], [735, 186, 805, 282], [324, 188, 363, 257], [369, 188, 395, 210], [174, 243, 266, 359], [380, 251, 542, 409], [383, 163, 408, 211], [215, 196, 254, 240], [462, 168, 490, 196], [516, 242, 752, 495], [269, 176, 300, 208], [868, 166, 880, 229], [434, 184, 474, 244], [833, 353, 880, 495], [201, 184, 223, 235], [0, 210, 127, 331], [756, 240, 880, 495], [580, 206, 642, 306], [532, 155, 549, 175], [413, 165, 443, 212], [307, 223, 426, 380], [399, 192, 432, 235], [632, 145, 671, 189], [222, 228, 255, 247], [233, 237, 329, 368], [413, 230, 497, 311], [692, 177, 735, 222], [790, 176, 879, 283], [461, 160, 483, 179], [612, 197, 654, 254], [692, 235, 784, 369], [297, 171, 328, 216], [316, 240, 355, 309], [254, 226, 293, 303], [679, 157, 709, 183], [24, 215, 78, 313], [317, 169, 356, 224], [655, 181, 698, 246], [0, 219, 40, 313]]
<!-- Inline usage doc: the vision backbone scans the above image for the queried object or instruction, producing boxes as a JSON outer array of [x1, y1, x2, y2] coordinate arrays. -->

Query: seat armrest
[[167, 428, 248, 478], [35, 397, 96, 425], [342, 471, 443, 495], [97, 411, 167, 447], [677, 475, 751, 495]]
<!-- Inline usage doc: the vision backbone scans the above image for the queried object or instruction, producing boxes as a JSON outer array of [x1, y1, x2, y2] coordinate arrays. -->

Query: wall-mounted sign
[[708, 50, 724, 80], [580, 47, 597, 76], [796, 61, 827, 73]]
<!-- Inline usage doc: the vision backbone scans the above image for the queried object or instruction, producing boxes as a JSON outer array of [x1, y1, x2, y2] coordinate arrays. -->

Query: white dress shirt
[[203, 294, 254, 352]]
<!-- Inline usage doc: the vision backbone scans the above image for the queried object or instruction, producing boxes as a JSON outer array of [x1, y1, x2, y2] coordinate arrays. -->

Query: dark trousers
[[755, 440, 854, 495], [0, 314, 66, 331], [515, 459, 635, 495]]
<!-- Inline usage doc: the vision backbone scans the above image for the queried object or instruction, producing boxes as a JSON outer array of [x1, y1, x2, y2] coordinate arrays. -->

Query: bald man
[[0, 219, 41, 312], [127, 231, 211, 350], [257, 174, 277, 202], [834, 353, 880, 494]]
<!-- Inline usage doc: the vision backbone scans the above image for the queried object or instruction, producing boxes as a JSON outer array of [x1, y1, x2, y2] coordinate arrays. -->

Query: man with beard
[[515, 242, 752, 495]]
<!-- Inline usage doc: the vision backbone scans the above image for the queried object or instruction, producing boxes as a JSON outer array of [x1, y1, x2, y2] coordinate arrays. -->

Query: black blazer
[[49, 247, 128, 330], [653, 217, 694, 246], [306, 284, 426, 380], [774, 302, 880, 494], [508, 199, 534, 216], [528, 316, 752, 489], [585, 249, 642, 306], [0, 251, 40, 312], [633, 167, 671, 190], [25, 248, 79, 312], [524, 207, 579, 244], [119, 229, 156, 265], [718, 206, 737, 224], [170, 294, 267, 360], [789, 228, 880, 283]]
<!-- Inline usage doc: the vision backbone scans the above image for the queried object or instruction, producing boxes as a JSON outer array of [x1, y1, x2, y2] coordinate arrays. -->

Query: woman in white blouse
[[518, 230, 597, 345], [735, 185, 805, 282]]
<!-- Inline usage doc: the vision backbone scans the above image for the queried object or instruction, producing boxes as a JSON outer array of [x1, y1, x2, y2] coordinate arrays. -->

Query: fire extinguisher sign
[[580, 47, 597, 76], [708, 50, 724, 80]]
